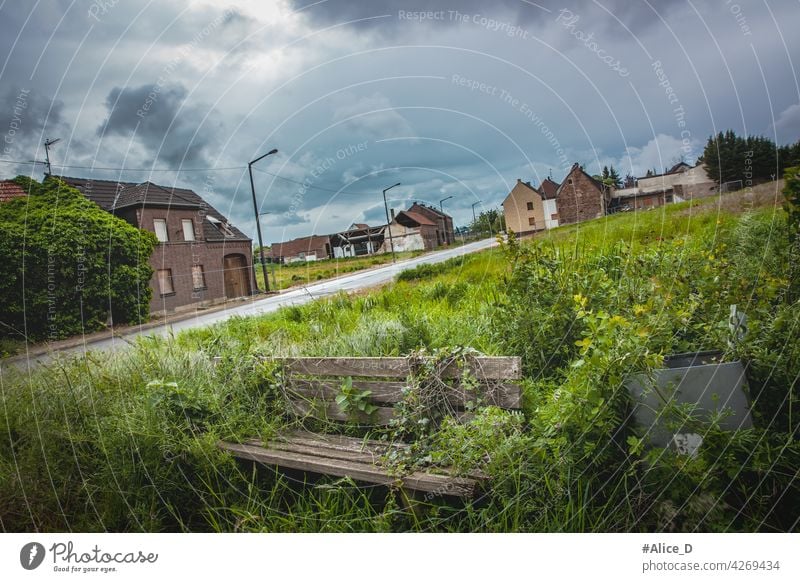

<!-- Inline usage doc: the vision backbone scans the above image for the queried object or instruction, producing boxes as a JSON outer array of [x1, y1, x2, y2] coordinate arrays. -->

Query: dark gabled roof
[[539, 177, 560, 200], [0, 180, 27, 203], [58, 176, 250, 242], [395, 210, 437, 227], [408, 202, 452, 221]]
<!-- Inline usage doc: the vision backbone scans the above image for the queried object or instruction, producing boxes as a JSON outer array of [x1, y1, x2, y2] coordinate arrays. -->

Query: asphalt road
[[9, 237, 498, 367]]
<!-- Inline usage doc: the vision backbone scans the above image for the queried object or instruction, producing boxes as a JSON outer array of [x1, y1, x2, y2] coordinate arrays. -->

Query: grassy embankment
[[1, 183, 797, 532]]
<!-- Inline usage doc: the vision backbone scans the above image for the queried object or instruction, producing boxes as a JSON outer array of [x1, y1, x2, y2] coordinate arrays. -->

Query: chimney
[[390, 208, 396, 220]]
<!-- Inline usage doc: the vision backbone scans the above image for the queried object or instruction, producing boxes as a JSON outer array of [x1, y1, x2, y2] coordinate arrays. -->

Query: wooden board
[[288, 399, 396, 426], [218, 437, 480, 497], [273, 356, 522, 381], [287, 379, 522, 409]]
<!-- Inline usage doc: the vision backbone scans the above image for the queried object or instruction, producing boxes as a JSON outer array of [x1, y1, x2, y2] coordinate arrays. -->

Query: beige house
[[502, 179, 547, 236]]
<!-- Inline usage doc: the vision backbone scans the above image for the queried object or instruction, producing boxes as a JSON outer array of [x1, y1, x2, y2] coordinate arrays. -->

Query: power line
[[0, 158, 245, 172], [251, 166, 379, 196]]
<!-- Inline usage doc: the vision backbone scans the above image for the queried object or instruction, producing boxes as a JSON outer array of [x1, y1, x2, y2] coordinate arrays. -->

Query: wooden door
[[223, 254, 249, 298]]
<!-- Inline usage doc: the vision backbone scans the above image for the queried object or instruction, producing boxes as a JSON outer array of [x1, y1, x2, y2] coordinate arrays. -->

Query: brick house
[[61, 176, 256, 315], [554, 164, 610, 225], [407, 202, 454, 245], [383, 209, 440, 252]]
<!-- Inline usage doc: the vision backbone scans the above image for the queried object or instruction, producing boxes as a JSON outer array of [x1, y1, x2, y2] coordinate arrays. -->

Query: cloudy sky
[[1, 0, 798, 243]]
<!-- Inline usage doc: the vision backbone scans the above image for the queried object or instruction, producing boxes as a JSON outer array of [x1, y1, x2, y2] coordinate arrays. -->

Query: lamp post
[[439, 195, 454, 245], [471, 200, 481, 224], [248, 148, 278, 293], [382, 182, 401, 263]]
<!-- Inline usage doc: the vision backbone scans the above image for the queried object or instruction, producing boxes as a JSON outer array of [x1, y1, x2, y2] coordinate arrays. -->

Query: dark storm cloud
[[0, 86, 68, 173], [287, 0, 685, 32], [97, 83, 220, 166]]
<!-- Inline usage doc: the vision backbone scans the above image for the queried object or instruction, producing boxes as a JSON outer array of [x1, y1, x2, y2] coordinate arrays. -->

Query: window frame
[[153, 218, 169, 243], [157, 268, 175, 296], [191, 265, 206, 291], [182, 218, 196, 241]]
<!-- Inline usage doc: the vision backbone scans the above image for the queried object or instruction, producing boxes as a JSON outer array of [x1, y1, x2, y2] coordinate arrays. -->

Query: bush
[[0, 177, 157, 341]]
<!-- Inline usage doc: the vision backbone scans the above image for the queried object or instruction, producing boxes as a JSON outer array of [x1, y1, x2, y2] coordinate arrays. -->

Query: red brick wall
[[135, 207, 256, 314], [556, 168, 606, 225]]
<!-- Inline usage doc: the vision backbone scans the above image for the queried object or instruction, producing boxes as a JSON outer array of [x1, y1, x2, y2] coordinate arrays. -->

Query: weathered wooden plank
[[287, 379, 522, 409], [218, 440, 478, 497], [288, 399, 396, 426], [243, 432, 488, 481], [275, 356, 522, 380]]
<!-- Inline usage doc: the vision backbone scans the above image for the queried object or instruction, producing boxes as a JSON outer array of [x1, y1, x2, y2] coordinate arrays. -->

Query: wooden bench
[[218, 356, 522, 499]]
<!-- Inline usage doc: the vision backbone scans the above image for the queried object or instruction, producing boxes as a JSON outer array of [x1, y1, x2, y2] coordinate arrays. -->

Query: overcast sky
[[1, 0, 798, 242]]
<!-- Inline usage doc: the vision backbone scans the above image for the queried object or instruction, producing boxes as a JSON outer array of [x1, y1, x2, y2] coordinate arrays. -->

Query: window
[[567, 178, 573, 185], [191, 265, 206, 290], [157, 269, 174, 295], [528, 217, 536, 226], [153, 219, 169, 242], [526, 202, 534, 211], [182, 219, 195, 241]]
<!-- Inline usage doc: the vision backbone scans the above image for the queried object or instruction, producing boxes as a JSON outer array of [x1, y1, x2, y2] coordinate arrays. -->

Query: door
[[223, 254, 250, 298]]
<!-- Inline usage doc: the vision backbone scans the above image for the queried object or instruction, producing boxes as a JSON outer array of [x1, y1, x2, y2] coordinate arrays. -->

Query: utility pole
[[382, 182, 401, 263], [439, 195, 453, 244], [44, 138, 60, 176], [471, 200, 481, 224], [248, 148, 278, 293]]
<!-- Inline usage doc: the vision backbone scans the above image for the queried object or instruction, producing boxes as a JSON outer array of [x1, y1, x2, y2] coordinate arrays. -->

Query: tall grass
[[1, 193, 797, 532]]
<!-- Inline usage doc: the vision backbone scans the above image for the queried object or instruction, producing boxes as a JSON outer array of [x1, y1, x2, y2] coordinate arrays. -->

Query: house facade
[[610, 163, 716, 211], [539, 177, 561, 229], [61, 177, 256, 315], [555, 164, 610, 225], [502, 179, 546, 236], [383, 209, 440, 252]]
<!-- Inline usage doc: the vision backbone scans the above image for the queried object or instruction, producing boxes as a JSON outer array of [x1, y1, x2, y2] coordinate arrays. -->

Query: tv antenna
[[44, 138, 61, 175]]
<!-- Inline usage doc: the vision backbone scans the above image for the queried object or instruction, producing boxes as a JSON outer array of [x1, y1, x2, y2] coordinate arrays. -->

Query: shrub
[[0, 177, 157, 341]]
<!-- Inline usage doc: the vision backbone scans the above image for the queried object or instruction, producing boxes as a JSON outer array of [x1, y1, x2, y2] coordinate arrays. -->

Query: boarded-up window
[[526, 202, 534, 211], [192, 265, 206, 290], [157, 269, 174, 295], [528, 217, 536, 226], [182, 219, 195, 241], [154, 219, 169, 242]]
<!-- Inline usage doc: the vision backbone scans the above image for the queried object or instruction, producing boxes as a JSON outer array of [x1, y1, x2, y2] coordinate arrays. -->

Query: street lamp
[[248, 148, 278, 293], [382, 182, 401, 263], [439, 195, 454, 245], [471, 200, 482, 224]]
